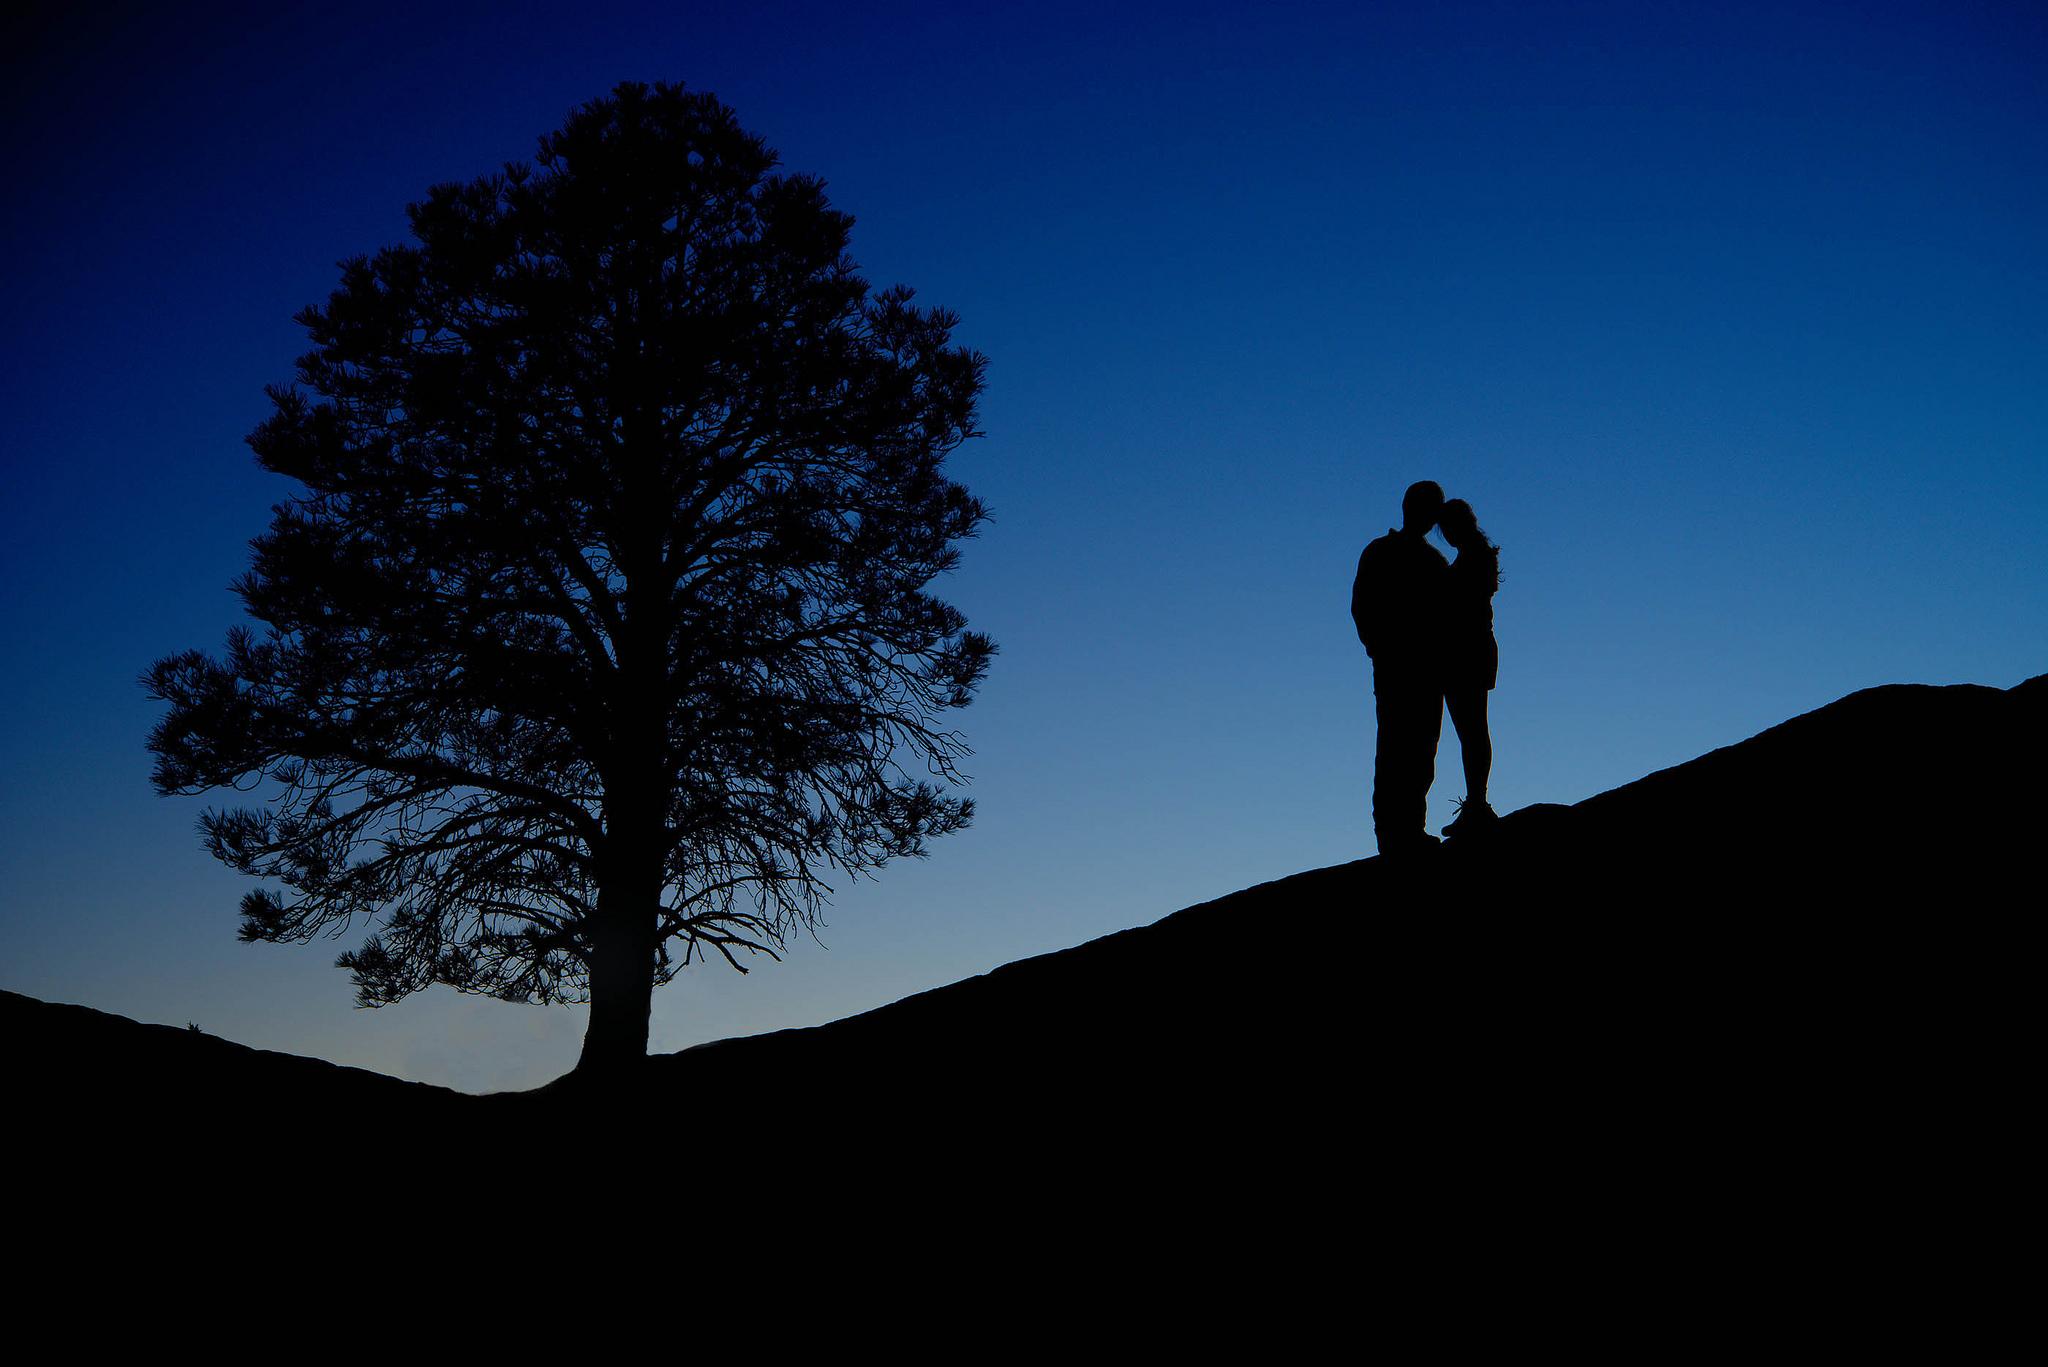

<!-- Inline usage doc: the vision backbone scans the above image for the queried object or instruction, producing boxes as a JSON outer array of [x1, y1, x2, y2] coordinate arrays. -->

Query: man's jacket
[[1351, 528, 1448, 667]]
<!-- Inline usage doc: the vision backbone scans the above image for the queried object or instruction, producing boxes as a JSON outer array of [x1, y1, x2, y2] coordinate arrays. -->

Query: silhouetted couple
[[1351, 480, 1501, 856]]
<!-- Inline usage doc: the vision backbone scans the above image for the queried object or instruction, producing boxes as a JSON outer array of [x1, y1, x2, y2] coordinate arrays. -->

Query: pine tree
[[145, 82, 993, 1073]]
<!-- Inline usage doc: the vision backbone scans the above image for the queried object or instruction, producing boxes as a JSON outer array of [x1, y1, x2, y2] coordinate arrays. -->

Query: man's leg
[[1374, 671, 1443, 852]]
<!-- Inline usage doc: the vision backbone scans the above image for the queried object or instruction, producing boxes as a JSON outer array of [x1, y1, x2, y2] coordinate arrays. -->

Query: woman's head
[[1439, 498, 1481, 548]]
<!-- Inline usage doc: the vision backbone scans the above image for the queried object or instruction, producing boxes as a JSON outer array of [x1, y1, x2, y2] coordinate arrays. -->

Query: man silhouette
[[1352, 481, 1449, 855]]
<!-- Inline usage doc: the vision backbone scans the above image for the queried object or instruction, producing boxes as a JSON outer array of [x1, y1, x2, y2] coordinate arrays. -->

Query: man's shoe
[[1442, 799, 1498, 839], [1378, 832, 1441, 858]]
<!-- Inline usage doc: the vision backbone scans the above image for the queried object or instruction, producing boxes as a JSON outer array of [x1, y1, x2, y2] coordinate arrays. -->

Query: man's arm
[[1351, 546, 1377, 652]]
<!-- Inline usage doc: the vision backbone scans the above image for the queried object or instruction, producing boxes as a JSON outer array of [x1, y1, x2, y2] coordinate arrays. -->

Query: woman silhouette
[[1437, 498, 1500, 835]]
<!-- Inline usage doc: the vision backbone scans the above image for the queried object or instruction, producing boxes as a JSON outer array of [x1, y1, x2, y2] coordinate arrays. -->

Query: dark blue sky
[[4, 1, 2042, 1090]]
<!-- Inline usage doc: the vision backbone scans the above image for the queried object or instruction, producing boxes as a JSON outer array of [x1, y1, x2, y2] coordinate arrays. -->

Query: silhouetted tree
[[145, 82, 992, 1073]]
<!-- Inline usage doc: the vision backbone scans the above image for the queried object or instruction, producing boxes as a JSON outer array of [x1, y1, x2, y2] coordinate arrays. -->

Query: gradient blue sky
[[4, 1, 2042, 1091]]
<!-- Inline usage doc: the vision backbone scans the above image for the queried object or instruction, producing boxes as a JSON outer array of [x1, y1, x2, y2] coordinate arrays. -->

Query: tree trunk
[[582, 532, 670, 1075], [576, 893, 657, 1074]]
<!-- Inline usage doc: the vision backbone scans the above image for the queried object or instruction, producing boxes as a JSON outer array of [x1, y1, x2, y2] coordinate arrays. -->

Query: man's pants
[[1374, 671, 1443, 848]]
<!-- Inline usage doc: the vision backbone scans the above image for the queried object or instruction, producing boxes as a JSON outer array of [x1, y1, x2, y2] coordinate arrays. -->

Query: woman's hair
[[1440, 499, 1502, 586]]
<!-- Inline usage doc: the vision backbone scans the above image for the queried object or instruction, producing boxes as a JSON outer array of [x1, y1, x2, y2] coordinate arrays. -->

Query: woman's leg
[[1444, 686, 1491, 806]]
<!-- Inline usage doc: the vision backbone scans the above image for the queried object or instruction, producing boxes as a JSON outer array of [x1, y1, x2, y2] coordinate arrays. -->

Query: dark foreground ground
[[10, 677, 2040, 1292]]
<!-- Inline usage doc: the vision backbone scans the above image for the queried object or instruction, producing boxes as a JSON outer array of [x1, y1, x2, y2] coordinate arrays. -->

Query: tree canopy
[[145, 81, 993, 1071]]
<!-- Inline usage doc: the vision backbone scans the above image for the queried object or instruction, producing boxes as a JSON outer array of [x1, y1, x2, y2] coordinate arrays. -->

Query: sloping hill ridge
[[12, 677, 2042, 1168], [658, 677, 2043, 1131]]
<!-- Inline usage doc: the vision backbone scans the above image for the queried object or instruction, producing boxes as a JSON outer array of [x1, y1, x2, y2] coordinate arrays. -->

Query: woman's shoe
[[1442, 798, 1497, 839]]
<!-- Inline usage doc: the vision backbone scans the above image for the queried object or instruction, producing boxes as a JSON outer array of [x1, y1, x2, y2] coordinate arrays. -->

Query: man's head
[[1400, 480, 1445, 533]]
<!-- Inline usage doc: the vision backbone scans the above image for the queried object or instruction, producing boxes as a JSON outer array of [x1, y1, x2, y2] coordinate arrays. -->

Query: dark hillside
[[11, 676, 2040, 1215], [654, 678, 2042, 1138]]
